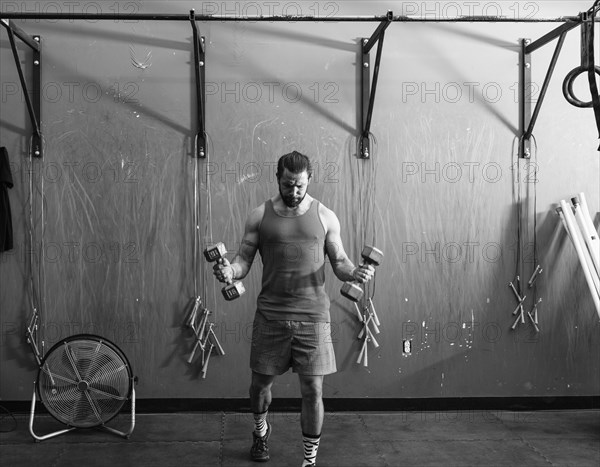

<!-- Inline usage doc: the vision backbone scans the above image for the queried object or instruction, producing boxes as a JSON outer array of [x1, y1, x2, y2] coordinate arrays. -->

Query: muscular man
[[213, 151, 374, 466]]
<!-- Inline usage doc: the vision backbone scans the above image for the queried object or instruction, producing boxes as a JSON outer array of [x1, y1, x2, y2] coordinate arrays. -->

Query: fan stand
[[28, 381, 136, 442]]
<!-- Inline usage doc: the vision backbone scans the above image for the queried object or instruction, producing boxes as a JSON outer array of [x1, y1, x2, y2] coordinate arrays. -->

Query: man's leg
[[250, 371, 276, 414], [298, 374, 324, 467], [249, 371, 276, 462]]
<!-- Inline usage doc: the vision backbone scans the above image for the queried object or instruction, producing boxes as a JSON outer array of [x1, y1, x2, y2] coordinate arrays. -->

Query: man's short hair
[[276, 151, 313, 180]]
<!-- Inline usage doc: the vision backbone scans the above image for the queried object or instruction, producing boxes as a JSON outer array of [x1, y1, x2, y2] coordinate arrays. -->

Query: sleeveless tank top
[[257, 199, 330, 322]]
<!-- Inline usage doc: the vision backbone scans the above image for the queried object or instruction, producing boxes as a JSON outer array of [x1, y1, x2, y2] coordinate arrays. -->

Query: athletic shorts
[[250, 312, 337, 376]]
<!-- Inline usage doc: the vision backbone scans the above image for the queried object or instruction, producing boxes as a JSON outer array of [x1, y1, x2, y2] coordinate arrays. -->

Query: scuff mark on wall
[[130, 45, 152, 70]]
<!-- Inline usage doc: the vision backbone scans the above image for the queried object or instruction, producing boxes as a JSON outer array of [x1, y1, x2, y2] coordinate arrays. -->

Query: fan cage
[[36, 334, 133, 429]]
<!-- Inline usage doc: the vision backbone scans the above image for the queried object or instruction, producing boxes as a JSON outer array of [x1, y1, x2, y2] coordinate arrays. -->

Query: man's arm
[[320, 205, 374, 283], [214, 205, 263, 283]]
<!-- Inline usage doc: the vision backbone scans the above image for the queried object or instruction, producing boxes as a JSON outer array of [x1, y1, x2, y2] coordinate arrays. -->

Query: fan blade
[[39, 365, 78, 386], [82, 387, 103, 423], [87, 383, 125, 399], [88, 364, 127, 386], [78, 342, 103, 381], [64, 343, 83, 382]]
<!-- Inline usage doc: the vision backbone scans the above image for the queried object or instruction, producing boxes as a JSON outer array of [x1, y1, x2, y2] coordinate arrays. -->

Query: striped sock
[[302, 432, 321, 467], [253, 411, 268, 438]]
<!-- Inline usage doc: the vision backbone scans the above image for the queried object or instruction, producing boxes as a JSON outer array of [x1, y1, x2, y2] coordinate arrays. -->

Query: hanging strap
[[587, 5, 600, 150]]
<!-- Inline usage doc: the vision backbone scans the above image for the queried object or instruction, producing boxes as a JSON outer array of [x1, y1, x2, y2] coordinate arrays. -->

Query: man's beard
[[279, 186, 306, 208]]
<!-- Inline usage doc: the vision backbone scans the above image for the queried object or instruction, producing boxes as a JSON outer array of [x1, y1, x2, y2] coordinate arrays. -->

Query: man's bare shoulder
[[246, 202, 266, 230], [317, 201, 340, 232]]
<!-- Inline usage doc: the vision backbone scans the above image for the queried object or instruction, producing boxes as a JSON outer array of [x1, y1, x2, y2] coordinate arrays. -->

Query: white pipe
[[563, 201, 600, 295], [559, 200, 600, 317], [573, 195, 600, 277], [578, 192, 599, 244]]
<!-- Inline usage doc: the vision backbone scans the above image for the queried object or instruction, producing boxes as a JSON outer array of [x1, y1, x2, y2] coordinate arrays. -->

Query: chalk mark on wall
[[129, 45, 152, 70]]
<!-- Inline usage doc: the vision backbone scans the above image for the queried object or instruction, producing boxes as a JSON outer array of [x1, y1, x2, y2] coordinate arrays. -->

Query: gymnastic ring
[[562, 65, 600, 108]]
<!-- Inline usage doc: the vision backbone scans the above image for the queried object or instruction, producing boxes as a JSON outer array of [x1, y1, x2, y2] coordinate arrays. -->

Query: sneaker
[[251, 421, 270, 462]]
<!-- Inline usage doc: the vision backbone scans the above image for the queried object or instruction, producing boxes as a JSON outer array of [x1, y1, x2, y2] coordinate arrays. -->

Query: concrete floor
[[0, 409, 598, 466]]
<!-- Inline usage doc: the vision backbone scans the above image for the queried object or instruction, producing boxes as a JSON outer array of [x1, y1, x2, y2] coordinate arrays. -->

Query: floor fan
[[18, 136, 136, 441], [29, 333, 136, 441]]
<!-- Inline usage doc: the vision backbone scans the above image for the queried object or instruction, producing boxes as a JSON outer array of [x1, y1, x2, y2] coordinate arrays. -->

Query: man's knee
[[250, 372, 275, 396], [299, 376, 323, 402]]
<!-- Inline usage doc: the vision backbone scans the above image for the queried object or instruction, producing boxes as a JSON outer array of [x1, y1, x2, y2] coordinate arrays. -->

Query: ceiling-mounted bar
[[0, 12, 590, 22], [190, 9, 206, 159], [3, 7, 596, 160], [1, 19, 42, 158], [360, 11, 392, 159]]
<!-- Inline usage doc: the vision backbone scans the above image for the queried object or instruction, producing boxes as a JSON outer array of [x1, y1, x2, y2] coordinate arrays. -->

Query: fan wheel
[[37, 334, 133, 429]]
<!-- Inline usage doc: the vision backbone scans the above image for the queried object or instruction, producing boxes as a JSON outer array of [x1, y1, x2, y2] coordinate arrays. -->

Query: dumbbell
[[204, 242, 246, 301], [341, 245, 383, 302]]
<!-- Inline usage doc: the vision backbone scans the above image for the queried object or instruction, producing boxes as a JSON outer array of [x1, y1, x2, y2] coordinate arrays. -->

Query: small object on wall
[[402, 339, 412, 355]]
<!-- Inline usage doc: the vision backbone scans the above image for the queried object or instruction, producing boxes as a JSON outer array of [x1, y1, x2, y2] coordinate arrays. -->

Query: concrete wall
[[1, 1, 598, 401]]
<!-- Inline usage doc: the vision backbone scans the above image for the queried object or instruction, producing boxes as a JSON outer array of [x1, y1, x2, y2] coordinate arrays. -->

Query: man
[[213, 151, 374, 466]]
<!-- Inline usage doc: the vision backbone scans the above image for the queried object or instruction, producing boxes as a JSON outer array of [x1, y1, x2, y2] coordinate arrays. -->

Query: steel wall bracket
[[519, 38, 532, 159], [1, 19, 42, 157], [518, 15, 584, 158], [360, 10, 392, 159], [190, 9, 206, 158], [32, 35, 42, 157]]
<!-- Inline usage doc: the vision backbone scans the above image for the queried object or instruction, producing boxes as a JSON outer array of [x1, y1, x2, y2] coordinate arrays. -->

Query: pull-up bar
[[2, 5, 598, 161], [0, 12, 593, 22]]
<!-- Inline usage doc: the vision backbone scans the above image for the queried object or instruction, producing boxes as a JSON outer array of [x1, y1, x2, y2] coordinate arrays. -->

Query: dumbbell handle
[[349, 257, 379, 284], [340, 264, 372, 301], [208, 253, 246, 301]]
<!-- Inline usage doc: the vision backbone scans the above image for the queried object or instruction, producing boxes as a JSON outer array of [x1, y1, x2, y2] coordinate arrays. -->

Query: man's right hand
[[213, 258, 234, 284], [352, 264, 375, 284]]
